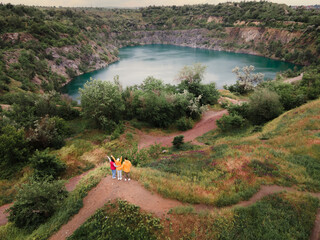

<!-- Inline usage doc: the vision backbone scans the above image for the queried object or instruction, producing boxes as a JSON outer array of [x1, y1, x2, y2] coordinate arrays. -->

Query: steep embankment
[[118, 27, 303, 61], [1, 32, 119, 87], [0, 26, 307, 92]]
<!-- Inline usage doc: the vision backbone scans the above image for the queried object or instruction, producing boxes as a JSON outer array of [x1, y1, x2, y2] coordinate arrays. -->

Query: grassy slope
[[132, 98, 320, 206], [66, 192, 319, 240]]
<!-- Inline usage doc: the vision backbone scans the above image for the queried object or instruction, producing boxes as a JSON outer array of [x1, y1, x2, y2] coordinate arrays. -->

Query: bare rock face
[[45, 42, 119, 85], [118, 27, 303, 59], [0, 32, 38, 44]]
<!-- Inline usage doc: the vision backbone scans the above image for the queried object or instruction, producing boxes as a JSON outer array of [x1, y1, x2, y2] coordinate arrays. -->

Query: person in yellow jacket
[[121, 157, 132, 181], [111, 155, 123, 181]]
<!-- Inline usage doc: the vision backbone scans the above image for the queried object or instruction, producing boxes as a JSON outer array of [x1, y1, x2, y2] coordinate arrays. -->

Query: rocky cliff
[[117, 27, 304, 61]]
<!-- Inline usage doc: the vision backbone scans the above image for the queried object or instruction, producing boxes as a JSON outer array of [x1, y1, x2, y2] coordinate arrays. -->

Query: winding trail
[[49, 176, 320, 240], [138, 109, 227, 149], [1, 105, 319, 239], [284, 73, 303, 84]]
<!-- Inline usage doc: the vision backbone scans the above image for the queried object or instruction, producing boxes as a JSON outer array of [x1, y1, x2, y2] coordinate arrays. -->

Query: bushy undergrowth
[[0, 166, 108, 240], [29, 150, 66, 180], [216, 114, 246, 132], [68, 200, 163, 240], [7, 179, 68, 229]]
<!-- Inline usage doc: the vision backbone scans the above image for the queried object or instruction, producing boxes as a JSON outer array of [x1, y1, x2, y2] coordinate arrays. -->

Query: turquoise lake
[[62, 45, 298, 101]]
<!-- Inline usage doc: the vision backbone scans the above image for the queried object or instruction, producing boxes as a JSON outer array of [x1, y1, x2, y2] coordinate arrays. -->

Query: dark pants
[[124, 172, 130, 179]]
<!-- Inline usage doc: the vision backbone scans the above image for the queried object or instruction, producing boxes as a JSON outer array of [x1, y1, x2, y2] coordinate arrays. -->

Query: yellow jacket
[[122, 160, 132, 173], [112, 156, 122, 171]]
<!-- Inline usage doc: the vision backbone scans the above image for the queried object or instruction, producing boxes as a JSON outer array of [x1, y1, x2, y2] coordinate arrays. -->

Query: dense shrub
[[172, 135, 184, 149], [248, 88, 283, 125], [217, 114, 246, 132], [30, 150, 66, 180], [300, 68, 320, 100], [80, 79, 125, 131], [260, 82, 307, 111], [0, 125, 29, 179], [176, 116, 193, 131], [227, 103, 250, 119], [27, 116, 69, 150], [7, 179, 68, 229]]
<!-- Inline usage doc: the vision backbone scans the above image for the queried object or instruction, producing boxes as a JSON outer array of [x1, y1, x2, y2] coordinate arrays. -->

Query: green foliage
[[176, 116, 193, 131], [27, 116, 69, 150], [260, 81, 307, 111], [68, 200, 163, 240], [300, 67, 320, 100], [172, 135, 184, 149], [110, 123, 125, 140], [231, 65, 264, 94], [177, 64, 220, 105], [30, 150, 66, 180], [7, 179, 68, 229], [227, 103, 250, 119], [217, 114, 246, 132], [80, 79, 125, 131], [217, 193, 319, 240], [0, 125, 29, 179], [248, 88, 283, 125]]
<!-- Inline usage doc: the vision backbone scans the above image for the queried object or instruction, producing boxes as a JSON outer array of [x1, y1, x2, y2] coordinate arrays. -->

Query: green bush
[[68, 200, 163, 240], [7, 179, 68, 229], [27, 116, 69, 150], [176, 116, 193, 131], [80, 79, 125, 130], [0, 125, 29, 179], [172, 135, 184, 149], [248, 88, 283, 125], [217, 114, 246, 132], [30, 150, 66, 180], [227, 103, 250, 119]]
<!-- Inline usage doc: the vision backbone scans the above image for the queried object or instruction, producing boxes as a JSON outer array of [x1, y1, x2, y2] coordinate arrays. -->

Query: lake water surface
[[63, 45, 297, 101]]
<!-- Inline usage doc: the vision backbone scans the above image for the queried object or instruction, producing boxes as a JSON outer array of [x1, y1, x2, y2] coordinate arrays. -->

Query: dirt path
[[50, 176, 320, 240], [284, 73, 303, 84], [138, 109, 227, 149], [50, 175, 182, 240]]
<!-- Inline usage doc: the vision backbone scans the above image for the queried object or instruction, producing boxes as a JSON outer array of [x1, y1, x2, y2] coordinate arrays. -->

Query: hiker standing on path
[[121, 157, 132, 181], [112, 155, 123, 181], [107, 156, 117, 179]]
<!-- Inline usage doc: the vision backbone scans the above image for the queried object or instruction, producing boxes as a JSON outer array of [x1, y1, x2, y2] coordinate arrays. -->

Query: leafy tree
[[176, 63, 207, 84], [232, 65, 264, 93], [177, 64, 220, 105], [27, 116, 69, 150], [80, 79, 125, 131], [30, 150, 66, 180], [7, 179, 68, 229]]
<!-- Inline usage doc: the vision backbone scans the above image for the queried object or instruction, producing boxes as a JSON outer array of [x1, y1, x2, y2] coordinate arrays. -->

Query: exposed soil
[[284, 73, 303, 83], [1, 105, 319, 240], [50, 176, 320, 240]]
